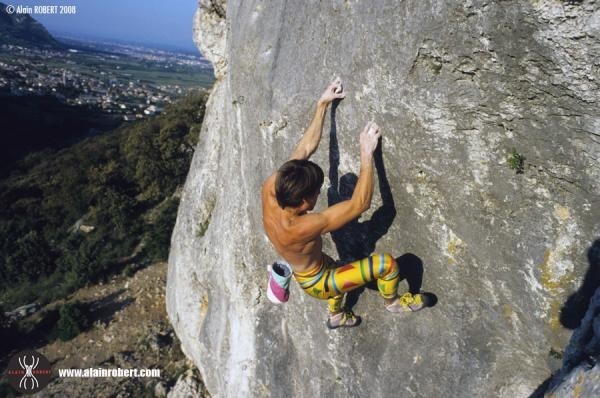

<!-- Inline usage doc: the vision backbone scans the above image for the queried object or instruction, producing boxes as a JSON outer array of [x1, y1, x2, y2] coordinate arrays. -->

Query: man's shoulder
[[262, 173, 276, 193], [262, 174, 277, 205]]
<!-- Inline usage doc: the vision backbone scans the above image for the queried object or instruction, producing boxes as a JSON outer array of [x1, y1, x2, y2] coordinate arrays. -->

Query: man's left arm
[[289, 77, 345, 161]]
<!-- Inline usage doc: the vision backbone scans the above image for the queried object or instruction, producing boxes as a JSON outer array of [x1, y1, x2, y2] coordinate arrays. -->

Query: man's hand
[[359, 121, 381, 158], [319, 77, 346, 104]]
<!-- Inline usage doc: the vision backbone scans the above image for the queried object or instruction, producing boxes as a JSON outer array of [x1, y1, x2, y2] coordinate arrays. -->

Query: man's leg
[[328, 253, 399, 298], [322, 256, 358, 328], [328, 253, 428, 313], [294, 253, 425, 328], [322, 253, 396, 328], [328, 295, 344, 313], [297, 253, 399, 304]]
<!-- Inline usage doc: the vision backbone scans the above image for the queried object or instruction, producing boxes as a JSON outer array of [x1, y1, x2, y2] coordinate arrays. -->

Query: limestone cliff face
[[546, 285, 600, 397], [167, 1, 600, 397]]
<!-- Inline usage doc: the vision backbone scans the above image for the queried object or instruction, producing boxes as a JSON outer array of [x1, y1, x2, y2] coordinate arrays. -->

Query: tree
[[144, 198, 179, 261], [2, 230, 55, 285], [56, 302, 87, 341]]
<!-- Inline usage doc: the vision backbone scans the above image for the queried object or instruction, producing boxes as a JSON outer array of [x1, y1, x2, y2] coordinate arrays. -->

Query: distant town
[[0, 38, 214, 121]]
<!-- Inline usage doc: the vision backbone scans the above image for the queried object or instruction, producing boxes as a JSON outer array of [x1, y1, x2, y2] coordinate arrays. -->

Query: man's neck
[[284, 206, 307, 217]]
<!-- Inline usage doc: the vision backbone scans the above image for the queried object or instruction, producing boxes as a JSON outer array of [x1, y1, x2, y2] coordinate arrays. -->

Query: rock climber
[[261, 77, 429, 328]]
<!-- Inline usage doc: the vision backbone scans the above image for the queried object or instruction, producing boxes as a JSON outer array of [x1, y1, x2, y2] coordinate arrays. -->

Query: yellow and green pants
[[294, 253, 399, 313]]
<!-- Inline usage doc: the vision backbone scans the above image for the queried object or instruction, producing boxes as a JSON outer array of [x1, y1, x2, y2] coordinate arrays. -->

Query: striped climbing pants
[[294, 253, 399, 313]]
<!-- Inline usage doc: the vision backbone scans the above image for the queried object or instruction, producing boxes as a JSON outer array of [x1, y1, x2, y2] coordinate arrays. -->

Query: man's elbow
[[359, 200, 371, 214], [304, 144, 318, 158], [290, 145, 312, 161], [352, 198, 371, 215]]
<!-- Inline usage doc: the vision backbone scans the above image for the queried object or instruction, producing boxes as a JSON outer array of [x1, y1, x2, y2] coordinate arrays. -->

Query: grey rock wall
[[546, 283, 600, 397], [167, 1, 600, 397], [535, 240, 600, 397]]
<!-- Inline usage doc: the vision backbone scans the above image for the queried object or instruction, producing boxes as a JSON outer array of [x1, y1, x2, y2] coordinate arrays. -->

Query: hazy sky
[[11, 0, 198, 51]]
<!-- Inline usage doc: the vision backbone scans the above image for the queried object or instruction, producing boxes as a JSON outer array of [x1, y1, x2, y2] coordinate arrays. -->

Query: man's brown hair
[[275, 159, 324, 208]]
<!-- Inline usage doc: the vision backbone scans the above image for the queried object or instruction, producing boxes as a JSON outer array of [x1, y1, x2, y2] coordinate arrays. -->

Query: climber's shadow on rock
[[559, 238, 600, 329], [327, 102, 436, 311]]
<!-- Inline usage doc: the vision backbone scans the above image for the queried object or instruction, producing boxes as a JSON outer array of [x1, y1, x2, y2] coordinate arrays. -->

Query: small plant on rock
[[507, 147, 525, 174]]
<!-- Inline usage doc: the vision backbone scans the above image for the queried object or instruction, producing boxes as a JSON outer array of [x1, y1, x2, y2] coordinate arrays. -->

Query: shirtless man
[[261, 77, 427, 329]]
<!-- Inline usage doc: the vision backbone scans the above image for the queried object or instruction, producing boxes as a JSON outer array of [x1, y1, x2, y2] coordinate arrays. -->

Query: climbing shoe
[[266, 261, 293, 304], [385, 292, 429, 313], [326, 310, 361, 329]]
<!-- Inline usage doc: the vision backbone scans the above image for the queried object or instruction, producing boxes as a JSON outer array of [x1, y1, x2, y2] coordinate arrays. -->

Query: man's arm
[[289, 77, 346, 161], [293, 122, 382, 239]]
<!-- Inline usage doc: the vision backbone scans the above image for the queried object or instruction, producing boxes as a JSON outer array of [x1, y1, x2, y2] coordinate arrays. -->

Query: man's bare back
[[262, 174, 324, 273]]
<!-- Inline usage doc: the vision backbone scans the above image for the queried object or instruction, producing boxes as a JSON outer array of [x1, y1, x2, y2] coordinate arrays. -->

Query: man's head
[[275, 159, 324, 209]]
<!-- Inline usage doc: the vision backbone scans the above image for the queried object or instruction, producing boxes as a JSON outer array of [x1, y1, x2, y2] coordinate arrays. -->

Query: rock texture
[[545, 288, 600, 398], [536, 241, 600, 397], [167, 1, 600, 397], [548, 365, 600, 398], [167, 369, 210, 398]]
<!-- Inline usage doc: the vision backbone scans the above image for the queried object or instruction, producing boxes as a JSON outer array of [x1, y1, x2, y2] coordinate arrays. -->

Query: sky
[[9, 0, 199, 51]]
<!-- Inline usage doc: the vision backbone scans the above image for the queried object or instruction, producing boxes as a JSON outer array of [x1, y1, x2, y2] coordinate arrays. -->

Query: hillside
[[1, 262, 209, 397], [0, 2, 62, 49], [0, 90, 208, 311], [0, 93, 120, 173]]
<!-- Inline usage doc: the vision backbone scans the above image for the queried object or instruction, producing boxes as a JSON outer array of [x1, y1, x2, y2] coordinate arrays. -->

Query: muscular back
[[261, 174, 324, 273]]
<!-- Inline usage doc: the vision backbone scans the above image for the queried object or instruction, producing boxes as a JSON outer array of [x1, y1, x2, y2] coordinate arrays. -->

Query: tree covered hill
[[0, 93, 121, 174], [0, 2, 63, 49], [0, 90, 208, 309]]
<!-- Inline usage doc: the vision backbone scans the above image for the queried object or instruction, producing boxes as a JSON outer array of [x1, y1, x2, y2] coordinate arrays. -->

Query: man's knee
[[380, 252, 398, 278], [382, 252, 396, 269]]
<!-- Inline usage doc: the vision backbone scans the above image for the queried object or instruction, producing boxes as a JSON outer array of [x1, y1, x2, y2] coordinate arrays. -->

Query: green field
[[0, 49, 215, 89], [69, 54, 215, 88]]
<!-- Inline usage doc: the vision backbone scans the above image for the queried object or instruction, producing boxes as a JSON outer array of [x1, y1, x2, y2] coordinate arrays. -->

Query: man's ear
[[298, 198, 311, 211]]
